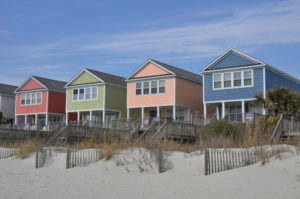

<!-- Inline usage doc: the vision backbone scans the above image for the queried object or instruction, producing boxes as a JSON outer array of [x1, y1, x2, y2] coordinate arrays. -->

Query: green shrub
[[197, 120, 239, 139]]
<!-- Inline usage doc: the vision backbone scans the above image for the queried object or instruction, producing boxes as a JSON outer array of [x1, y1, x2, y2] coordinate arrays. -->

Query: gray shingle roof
[[31, 76, 67, 92], [0, 83, 17, 95], [149, 59, 203, 84], [85, 68, 126, 87]]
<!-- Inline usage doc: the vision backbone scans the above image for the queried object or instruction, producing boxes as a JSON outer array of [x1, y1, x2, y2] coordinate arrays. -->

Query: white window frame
[[20, 92, 42, 106], [243, 70, 253, 87], [135, 82, 142, 96], [213, 73, 222, 89], [135, 79, 167, 96], [72, 86, 98, 102], [212, 69, 254, 90]]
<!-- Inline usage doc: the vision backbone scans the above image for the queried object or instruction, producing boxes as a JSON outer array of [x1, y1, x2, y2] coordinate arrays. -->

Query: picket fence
[[205, 146, 288, 175], [0, 148, 19, 159]]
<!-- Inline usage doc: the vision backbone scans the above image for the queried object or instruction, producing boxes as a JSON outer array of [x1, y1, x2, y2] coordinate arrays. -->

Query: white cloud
[[1, 0, 300, 62]]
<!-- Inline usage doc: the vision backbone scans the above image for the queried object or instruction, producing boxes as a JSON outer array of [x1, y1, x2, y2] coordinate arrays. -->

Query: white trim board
[[127, 59, 175, 80], [204, 98, 257, 104], [65, 68, 104, 87], [201, 48, 264, 73]]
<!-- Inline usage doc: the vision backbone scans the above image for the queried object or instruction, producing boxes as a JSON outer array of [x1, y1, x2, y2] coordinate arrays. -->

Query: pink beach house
[[126, 59, 214, 122]]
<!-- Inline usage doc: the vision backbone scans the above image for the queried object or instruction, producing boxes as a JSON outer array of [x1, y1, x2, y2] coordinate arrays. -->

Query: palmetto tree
[[255, 87, 300, 119]]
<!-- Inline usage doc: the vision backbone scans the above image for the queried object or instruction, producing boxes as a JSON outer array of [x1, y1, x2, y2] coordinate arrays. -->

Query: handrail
[[46, 125, 69, 145], [152, 121, 167, 139], [136, 122, 155, 143], [270, 114, 283, 144]]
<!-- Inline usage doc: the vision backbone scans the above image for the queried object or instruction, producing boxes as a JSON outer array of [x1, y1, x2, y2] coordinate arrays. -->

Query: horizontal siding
[[266, 68, 300, 93], [0, 95, 15, 118], [204, 68, 264, 102]]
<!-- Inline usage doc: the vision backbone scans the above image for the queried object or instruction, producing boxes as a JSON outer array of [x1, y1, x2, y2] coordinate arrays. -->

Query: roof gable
[[20, 78, 45, 91], [133, 62, 170, 78], [202, 48, 264, 72], [69, 70, 102, 86], [128, 59, 202, 84]]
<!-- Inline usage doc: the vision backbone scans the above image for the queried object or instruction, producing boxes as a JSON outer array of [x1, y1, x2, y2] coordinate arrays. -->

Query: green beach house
[[65, 68, 126, 126]]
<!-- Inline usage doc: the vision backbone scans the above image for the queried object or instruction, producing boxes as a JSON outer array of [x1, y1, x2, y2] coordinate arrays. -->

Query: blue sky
[[1, 0, 300, 85]]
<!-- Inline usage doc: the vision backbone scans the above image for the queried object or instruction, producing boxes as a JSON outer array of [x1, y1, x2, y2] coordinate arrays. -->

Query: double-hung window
[[92, 87, 97, 99], [26, 93, 31, 105], [31, 93, 37, 104], [151, 81, 157, 94], [73, 89, 78, 101], [85, 88, 91, 100], [143, 82, 149, 95], [213, 74, 222, 89], [21, 94, 26, 105], [79, 88, 84, 100], [233, 72, 242, 87], [244, 71, 252, 86], [159, 80, 165, 93], [223, 73, 231, 88], [136, 82, 142, 95], [37, 93, 42, 104]]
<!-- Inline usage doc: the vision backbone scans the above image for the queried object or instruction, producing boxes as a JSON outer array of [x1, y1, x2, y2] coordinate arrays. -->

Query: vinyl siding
[[66, 85, 104, 111], [105, 85, 126, 111], [204, 68, 264, 102], [266, 68, 300, 93], [0, 94, 15, 118]]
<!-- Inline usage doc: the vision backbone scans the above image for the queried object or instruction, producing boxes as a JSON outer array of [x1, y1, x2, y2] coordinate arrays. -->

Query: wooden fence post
[[205, 149, 209, 175], [158, 149, 164, 173]]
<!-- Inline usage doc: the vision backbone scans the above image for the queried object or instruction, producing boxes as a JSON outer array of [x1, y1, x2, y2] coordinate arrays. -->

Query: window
[[213, 74, 222, 89], [151, 81, 157, 94], [244, 71, 252, 86], [135, 79, 166, 96], [212, 70, 253, 89], [73, 89, 78, 101], [223, 73, 231, 88], [26, 93, 31, 105], [85, 88, 91, 100], [143, 82, 149, 95], [159, 80, 166, 93], [136, 82, 142, 95], [73, 87, 98, 101], [20, 92, 41, 105], [37, 93, 42, 104], [233, 72, 241, 87], [32, 93, 36, 104], [79, 88, 84, 100], [92, 87, 97, 99], [21, 94, 26, 105]]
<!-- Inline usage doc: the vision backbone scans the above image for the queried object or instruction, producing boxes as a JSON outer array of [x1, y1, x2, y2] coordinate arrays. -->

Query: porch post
[[242, 100, 245, 122], [188, 107, 191, 122], [141, 107, 144, 128], [45, 113, 48, 126], [102, 110, 106, 123], [66, 112, 68, 125], [216, 106, 219, 120], [24, 114, 28, 125], [222, 101, 225, 119], [173, 105, 176, 120], [119, 111, 122, 119], [203, 102, 207, 119], [157, 106, 160, 118], [262, 105, 266, 115], [89, 110, 92, 121], [127, 108, 130, 120], [15, 115, 17, 125], [35, 114, 38, 125]]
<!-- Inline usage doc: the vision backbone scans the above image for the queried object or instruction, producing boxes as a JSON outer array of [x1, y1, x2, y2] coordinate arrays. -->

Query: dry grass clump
[[16, 140, 40, 159]]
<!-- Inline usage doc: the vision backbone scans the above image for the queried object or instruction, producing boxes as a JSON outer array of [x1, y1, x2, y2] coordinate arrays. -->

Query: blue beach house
[[201, 48, 300, 122]]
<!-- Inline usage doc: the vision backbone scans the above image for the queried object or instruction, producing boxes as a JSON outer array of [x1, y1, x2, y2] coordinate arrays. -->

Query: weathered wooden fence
[[66, 148, 103, 169], [205, 147, 289, 175], [35, 147, 47, 168], [0, 148, 19, 159]]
